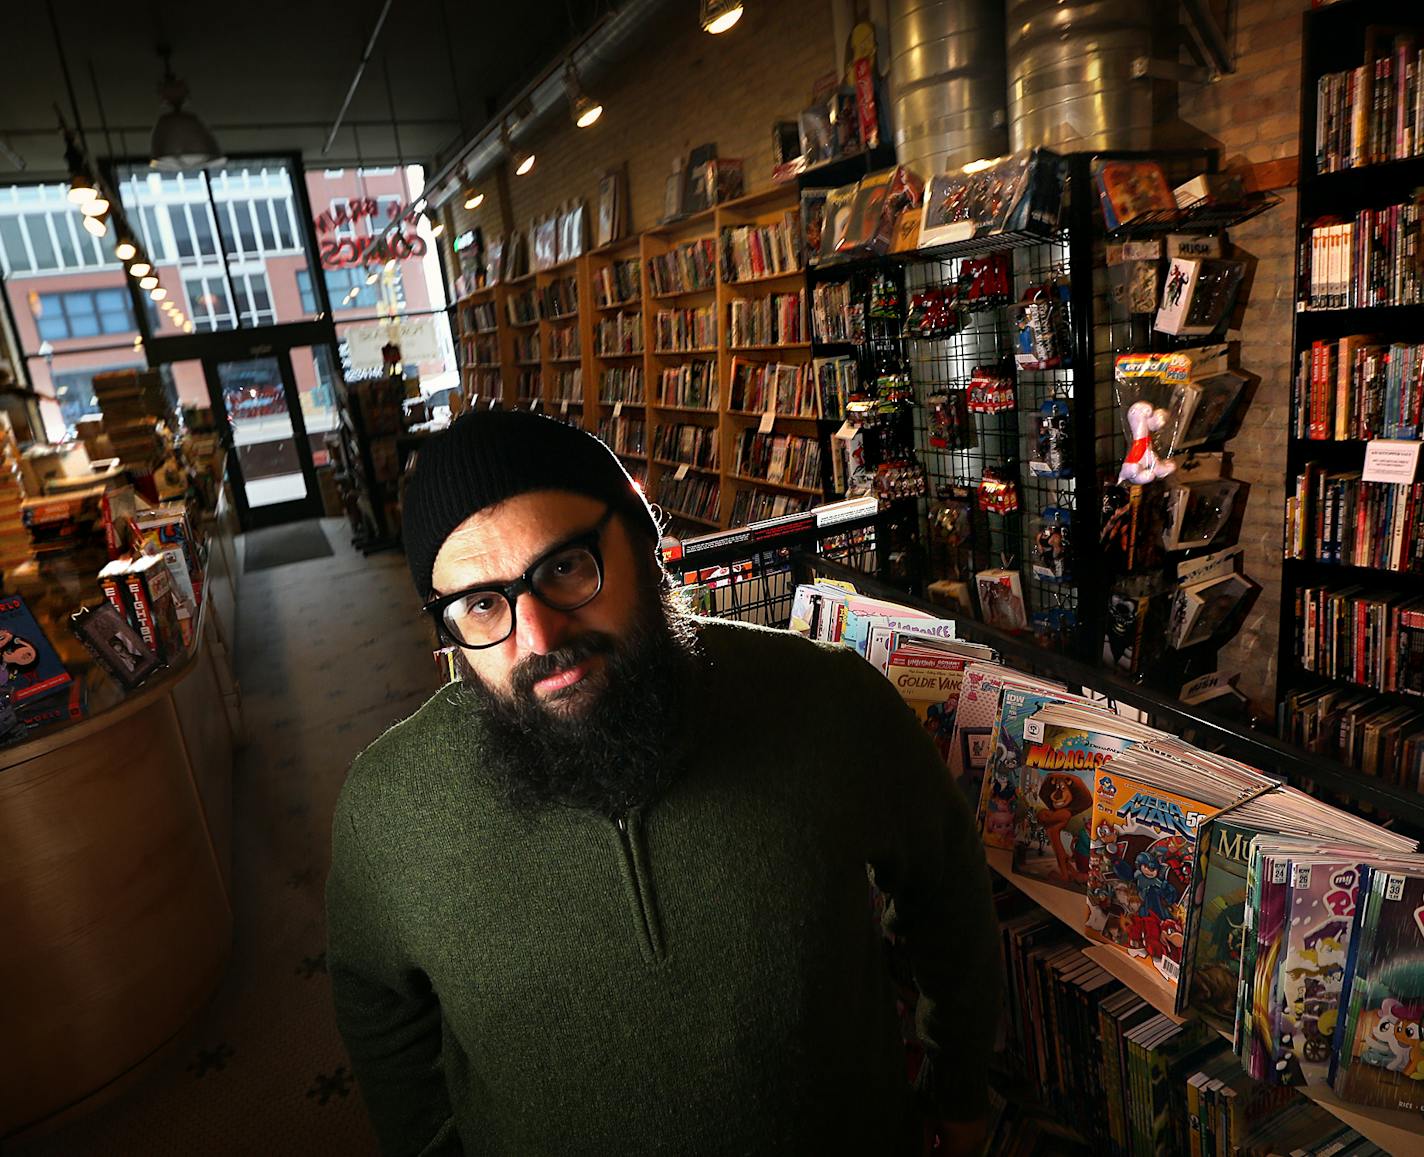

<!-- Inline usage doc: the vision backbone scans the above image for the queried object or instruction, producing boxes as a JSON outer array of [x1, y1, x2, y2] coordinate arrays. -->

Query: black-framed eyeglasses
[[424, 506, 614, 649]]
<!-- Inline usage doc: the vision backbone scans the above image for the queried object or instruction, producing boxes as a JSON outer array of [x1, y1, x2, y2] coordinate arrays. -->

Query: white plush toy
[[1118, 400, 1177, 484]]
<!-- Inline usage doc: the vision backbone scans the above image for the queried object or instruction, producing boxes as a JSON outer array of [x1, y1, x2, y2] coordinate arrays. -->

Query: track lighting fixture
[[463, 190, 484, 211], [82, 214, 108, 238], [127, 260, 151, 279], [139, 274, 158, 290], [700, 0, 744, 34], [114, 237, 137, 262], [80, 196, 110, 217], [565, 63, 603, 129], [502, 121, 534, 176], [149, 286, 167, 301]]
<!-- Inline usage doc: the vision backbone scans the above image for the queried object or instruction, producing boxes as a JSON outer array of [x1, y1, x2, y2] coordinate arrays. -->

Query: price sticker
[[614, 400, 624, 419], [759, 410, 776, 435], [1023, 719, 1045, 742], [1271, 861, 1288, 885], [674, 463, 690, 481], [1292, 864, 1311, 889]]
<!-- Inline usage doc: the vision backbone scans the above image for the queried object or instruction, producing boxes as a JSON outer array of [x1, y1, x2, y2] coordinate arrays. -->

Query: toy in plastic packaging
[[874, 460, 928, 502], [977, 466, 1020, 515], [1092, 159, 1176, 230], [1030, 606, 1077, 652], [927, 391, 975, 451], [1177, 368, 1250, 448], [966, 365, 1016, 414], [1029, 399, 1073, 478], [960, 254, 1012, 309], [1109, 260, 1160, 313], [1163, 478, 1242, 551], [1155, 258, 1245, 336], [1113, 353, 1196, 483], [1100, 483, 1166, 575], [798, 105, 837, 166], [975, 568, 1029, 630], [1031, 507, 1072, 581], [919, 148, 1064, 249], [820, 183, 859, 257], [929, 488, 975, 579], [869, 273, 902, 319], [1011, 283, 1072, 370], [800, 189, 828, 266], [907, 287, 963, 339]]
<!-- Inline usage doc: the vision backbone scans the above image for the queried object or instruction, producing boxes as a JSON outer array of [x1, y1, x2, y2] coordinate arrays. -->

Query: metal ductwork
[[888, 0, 1007, 178], [1007, 0, 1153, 153], [428, 0, 675, 206]]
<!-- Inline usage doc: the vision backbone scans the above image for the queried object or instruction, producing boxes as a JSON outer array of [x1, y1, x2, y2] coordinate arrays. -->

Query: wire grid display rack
[[902, 233, 1080, 648], [662, 511, 882, 630]]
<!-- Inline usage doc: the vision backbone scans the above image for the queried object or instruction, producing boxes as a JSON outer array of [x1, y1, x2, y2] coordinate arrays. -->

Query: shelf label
[[560, 400, 569, 416], [529, 397, 539, 411], [834, 419, 856, 441], [759, 410, 776, 435], [674, 463, 690, 482], [613, 400, 624, 419], [1362, 439, 1423, 485]]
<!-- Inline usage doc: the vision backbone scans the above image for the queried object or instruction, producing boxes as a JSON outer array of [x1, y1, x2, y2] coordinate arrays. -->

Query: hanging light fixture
[[114, 236, 137, 262], [564, 62, 603, 129], [80, 195, 110, 217], [428, 212, 445, 238], [183, 320, 194, 333], [82, 213, 108, 238], [149, 45, 225, 170], [700, 0, 744, 33], [127, 259, 151, 279], [139, 274, 158, 290], [462, 190, 484, 210], [63, 132, 97, 205], [149, 286, 168, 301], [502, 122, 534, 177]]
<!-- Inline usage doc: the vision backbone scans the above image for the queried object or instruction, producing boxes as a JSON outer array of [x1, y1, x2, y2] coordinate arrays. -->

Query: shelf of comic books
[[783, 573, 1424, 1153]]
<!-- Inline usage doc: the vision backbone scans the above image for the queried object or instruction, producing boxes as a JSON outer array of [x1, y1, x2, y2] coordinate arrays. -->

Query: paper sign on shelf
[[613, 400, 624, 419], [834, 420, 856, 441], [674, 463, 690, 481], [759, 411, 776, 435], [560, 400, 569, 416], [529, 397, 539, 411], [1362, 440, 1424, 485]]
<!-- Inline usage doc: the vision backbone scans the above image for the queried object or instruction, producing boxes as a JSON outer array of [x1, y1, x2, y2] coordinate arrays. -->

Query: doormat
[[243, 521, 335, 573]]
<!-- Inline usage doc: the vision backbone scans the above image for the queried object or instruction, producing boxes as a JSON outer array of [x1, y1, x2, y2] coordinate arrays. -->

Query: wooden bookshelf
[[987, 847, 1424, 1153], [448, 184, 826, 532]]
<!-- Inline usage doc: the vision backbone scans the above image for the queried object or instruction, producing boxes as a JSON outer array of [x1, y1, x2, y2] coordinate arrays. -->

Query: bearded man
[[326, 410, 1000, 1156]]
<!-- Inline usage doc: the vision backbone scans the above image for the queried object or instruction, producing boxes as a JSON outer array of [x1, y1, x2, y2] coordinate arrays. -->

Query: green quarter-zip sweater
[[327, 619, 1001, 1156]]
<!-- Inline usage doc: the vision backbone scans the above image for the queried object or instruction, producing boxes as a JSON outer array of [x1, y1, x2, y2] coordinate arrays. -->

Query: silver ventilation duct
[[889, 0, 1008, 177], [1007, 0, 1153, 153]]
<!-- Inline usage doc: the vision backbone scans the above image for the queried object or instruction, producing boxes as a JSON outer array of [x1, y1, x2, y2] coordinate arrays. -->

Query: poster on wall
[[345, 317, 440, 372]]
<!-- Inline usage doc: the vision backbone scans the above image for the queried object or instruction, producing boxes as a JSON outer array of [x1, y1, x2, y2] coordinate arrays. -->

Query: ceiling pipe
[[423, 0, 675, 208], [323, 0, 395, 155]]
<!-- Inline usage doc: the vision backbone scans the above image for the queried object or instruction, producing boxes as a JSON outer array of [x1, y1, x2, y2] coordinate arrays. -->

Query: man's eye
[[464, 595, 501, 617]]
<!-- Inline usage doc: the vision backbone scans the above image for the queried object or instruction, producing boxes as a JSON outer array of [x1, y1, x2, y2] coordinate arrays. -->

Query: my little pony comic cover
[[1265, 858, 1363, 1088], [1331, 868, 1424, 1111]]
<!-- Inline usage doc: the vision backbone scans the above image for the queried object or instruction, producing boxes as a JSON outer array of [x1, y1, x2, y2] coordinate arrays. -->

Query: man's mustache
[[509, 631, 618, 699]]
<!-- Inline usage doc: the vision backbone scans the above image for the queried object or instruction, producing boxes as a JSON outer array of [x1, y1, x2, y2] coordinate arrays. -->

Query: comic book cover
[[0, 594, 72, 704], [1242, 848, 1294, 1080], [1086, 769, 1217, 988], [1013, 718, 1138, 892], [976, 686, 1076, 849], [949, 663, 1010, 807], [1182, 813, 1265, 1031], [883, 650, 967, 766], [1331, 868, 1424, 1111], [1266, 858, 1363, 1088]]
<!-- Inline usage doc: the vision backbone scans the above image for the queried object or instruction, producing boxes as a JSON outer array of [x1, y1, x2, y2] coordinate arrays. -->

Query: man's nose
[[512, 591, 573, 654]]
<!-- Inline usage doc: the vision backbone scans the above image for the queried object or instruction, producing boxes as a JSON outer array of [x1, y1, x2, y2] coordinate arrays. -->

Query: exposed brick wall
[[443, 0, 838, 272], [1161, 0, 1308, 715]]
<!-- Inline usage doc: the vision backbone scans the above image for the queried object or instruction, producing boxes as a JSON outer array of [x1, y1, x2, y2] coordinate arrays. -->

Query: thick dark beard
[[452, 583, 701, 819]]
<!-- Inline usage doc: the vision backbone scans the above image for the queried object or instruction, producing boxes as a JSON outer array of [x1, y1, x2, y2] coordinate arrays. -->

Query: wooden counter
[[0, 505, 239, 1138]]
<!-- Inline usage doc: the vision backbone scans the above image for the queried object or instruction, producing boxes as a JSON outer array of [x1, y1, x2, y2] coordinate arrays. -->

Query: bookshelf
[[988, 847, 1424, 1153], [1280, 0, 1424, 780], [715, 184, 813, 529], [535, 259, 584, 428], [643, 211, 721, 531]]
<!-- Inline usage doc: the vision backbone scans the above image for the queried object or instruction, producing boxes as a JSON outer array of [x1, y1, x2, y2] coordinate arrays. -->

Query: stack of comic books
[[1083, 742, 1276, 990]]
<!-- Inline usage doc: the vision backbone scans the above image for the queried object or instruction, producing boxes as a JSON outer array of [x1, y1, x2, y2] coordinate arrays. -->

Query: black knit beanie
[[402, 408, 661, 599]]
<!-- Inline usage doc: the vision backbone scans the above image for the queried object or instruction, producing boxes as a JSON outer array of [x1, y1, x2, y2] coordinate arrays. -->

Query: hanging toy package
[[1030, 606, 1077, 652], [1028, 398, 1074, 478], [906, 286, 964, 340], [1031, 506, 1073, 581], [927, 391, 976, 450], [868, 273, 903, 320], [1112, 352, 1194, 484], [977, 465, 1020, 515], [959, 253, 1013, 310], [1011, 281, 1073, 371], [928, 488, 975, 579], [966, 364, 1017, 414]]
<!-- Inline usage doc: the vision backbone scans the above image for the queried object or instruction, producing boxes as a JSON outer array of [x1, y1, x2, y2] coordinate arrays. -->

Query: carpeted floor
[[242, 520, 337, 573], [10, 518, 436, 1156]]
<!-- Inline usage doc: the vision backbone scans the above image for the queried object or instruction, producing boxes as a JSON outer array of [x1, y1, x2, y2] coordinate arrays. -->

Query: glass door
[[205, 351, 323, 528]]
